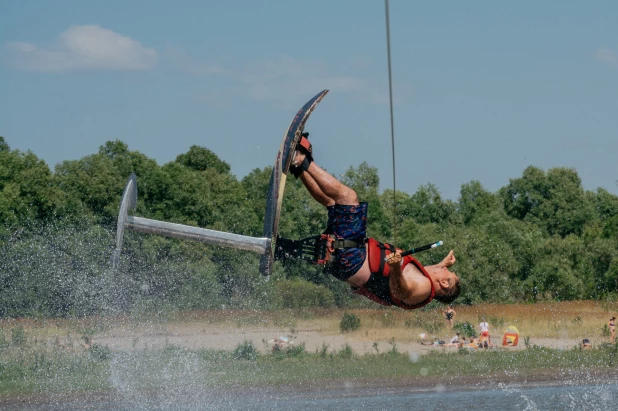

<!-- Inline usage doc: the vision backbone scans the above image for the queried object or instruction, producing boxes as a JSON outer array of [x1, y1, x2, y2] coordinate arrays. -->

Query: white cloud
[[4, 25, 157, 72], [234, 56, 366, 104], [596, 48, 618, 69], [187, 55, 377, 108], [4, 27, 389, 106]]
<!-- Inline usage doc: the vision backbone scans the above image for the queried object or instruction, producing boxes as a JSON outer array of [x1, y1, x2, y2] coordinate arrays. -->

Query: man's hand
[[386, 251, 402, 267], [439, 250, 456, 268]]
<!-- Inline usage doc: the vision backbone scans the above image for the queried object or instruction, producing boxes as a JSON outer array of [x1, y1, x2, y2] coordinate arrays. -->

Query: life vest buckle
[[317, 234, 336, 265]]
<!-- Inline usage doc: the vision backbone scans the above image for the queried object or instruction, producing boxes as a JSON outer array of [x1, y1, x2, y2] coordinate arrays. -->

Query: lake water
[[6, 382, 618, 411]]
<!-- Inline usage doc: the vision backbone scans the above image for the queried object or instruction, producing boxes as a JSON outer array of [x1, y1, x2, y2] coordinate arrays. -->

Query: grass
[[2, 301, 618, 396], [0, 301, 618, 395], [2, 301, 617, 348], [316, 301, 618, 341], [2, 340, 618, 396]]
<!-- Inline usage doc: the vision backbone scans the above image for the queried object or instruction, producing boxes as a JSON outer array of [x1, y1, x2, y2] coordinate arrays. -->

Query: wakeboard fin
[[111, 173, 137, 269]]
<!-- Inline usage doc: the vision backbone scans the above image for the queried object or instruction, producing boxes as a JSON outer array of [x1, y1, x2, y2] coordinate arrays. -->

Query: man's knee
[[338, 186, 359, 205]]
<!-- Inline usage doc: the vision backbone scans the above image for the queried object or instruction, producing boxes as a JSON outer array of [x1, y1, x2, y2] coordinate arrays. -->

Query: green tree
[[0, 136, 9, 152], [524, 235, 588, 301], [405, 184, 457, 226], [458, 180, 497, 225], [241, 167, 273, 237], [54, 140, 161, 225], [175, 145, 231, 174], [0, 138, 64, 227], [501, 166, 593, 237], [591, 188, 618, 240], [592, 188, 618, 221]]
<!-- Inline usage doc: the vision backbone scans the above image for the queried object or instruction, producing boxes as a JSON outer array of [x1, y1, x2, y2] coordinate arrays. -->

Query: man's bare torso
[[346, 245, 432, 305]]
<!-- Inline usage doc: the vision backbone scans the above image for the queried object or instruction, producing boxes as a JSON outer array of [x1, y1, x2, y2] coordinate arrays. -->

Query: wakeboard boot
[[290, 132, 313, 178]]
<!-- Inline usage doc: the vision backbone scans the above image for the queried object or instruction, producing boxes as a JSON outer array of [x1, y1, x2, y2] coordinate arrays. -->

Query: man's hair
[[434, 277, 461, 304]]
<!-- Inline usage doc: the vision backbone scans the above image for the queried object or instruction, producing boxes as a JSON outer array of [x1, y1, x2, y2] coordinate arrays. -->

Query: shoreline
[[2, 368, 618, 406], [2, 304, 615, 358], [2, 304, 618, 407]]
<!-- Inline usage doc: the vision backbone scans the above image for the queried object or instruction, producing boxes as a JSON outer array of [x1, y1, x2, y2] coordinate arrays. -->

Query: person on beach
[[420, 339, 446, 346], [290, 133, 461, 309], [443, 305, 456, 329], [468, 335, 479, 348], [479, 318, 490, 348], [448, 333, 462, 347], [82, 335, 93, 350], [609, 317, 616, 343]]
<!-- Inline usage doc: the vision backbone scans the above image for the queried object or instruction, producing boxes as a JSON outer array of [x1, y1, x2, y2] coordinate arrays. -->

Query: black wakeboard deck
[[259, 90, 329, 275]]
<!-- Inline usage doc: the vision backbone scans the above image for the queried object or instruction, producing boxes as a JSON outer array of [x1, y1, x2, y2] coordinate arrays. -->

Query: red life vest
[[353, 238, 435, 309]]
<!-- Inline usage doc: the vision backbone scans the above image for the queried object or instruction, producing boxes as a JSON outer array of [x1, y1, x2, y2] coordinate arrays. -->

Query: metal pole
[[126, 216, 270, 254], [385, 0, 398, 244], [111, 173, 270, 269]]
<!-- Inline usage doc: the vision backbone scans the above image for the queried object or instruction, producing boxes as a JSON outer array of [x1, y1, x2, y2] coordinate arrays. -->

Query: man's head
[[425, 266, 461, 304]]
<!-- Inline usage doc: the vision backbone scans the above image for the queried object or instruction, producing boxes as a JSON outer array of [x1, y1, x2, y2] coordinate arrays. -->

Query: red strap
[[364, 238, 435, 309], [298, 136, 312, 154]]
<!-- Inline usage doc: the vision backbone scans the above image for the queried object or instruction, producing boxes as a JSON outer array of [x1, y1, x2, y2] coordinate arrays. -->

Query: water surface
[[7, 381, 617, 411]]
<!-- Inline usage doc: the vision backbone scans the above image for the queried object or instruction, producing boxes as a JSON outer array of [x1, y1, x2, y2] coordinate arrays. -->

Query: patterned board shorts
[[323, 202, 368, 281]]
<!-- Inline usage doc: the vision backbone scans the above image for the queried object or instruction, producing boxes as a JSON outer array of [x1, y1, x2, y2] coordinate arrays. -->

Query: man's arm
[[386, 251, 415, 301], [437, 250, 456, 268]]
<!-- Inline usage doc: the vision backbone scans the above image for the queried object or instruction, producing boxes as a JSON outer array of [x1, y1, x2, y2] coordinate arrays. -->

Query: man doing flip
[[290, 134, 461, 309]]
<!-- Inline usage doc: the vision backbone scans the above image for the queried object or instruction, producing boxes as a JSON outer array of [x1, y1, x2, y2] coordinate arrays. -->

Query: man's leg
[[293, 151, 358, 206], [300, 173, 335, 207]]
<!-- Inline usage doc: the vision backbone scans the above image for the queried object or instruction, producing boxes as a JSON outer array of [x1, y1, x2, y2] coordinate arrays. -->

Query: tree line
[[1, 136, 617, 317]]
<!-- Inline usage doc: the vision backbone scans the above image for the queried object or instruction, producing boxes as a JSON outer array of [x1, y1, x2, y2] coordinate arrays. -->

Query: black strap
[[331, 238, 365, 249]]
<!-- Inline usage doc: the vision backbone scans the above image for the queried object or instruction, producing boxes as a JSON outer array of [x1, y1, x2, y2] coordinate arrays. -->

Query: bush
[[274, 279, 335, 308], [284, 343, 306, 358], [89, 344, 112, 361], [387, 337, 399, 355], [453, 321, 476, 338], [272, 343, 306, 359], [318, 343, 329, 358], [336, 344, 356, 359], [232, 340, 259, 361], [340, 312, 361, 332]]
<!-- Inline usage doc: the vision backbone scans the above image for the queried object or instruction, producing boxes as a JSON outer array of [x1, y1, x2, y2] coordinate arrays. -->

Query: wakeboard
[[259, 90, 329, 275]]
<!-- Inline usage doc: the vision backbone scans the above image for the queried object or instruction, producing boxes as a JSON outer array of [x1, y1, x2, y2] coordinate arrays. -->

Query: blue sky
[[1, 0, 617, 199]]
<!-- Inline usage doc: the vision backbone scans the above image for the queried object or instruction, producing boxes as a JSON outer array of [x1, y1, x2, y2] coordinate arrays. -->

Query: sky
[[1, 0, 617, 200]]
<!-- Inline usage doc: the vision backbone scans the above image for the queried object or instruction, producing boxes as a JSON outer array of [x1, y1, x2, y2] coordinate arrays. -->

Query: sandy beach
[[89, 322, 592, 355], [4, 301, 616, 356]]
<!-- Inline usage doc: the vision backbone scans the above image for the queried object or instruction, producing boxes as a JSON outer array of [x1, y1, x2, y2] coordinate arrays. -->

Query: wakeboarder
[[288, 134, 461, 309]]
